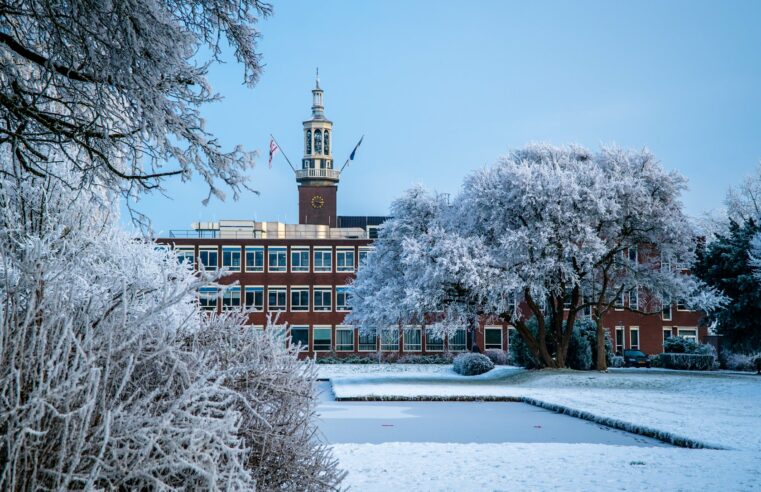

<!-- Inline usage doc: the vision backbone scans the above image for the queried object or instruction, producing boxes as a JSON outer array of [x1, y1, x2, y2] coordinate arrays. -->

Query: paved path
[[316, 381, 667, 446]]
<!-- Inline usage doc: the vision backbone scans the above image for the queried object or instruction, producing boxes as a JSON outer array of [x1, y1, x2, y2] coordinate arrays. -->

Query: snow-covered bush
[[660, 353, 716, 371], [484, 349, 509, 365], [663, 336, 700, 354], [610, 355, 625, 368], [0, 167, 344, 490], [649, 354, 664, 368], [398, 354, 455, 364], [725, 352, 761, 372], [453, 353, 494, 376]]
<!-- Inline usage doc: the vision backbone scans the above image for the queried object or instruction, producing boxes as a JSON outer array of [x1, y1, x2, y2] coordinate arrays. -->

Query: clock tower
[[297, 70, 339, 226]]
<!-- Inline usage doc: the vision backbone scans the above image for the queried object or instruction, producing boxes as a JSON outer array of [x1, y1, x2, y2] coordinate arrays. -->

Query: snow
[[331, 442, 761, 492], [317, 363, 521, 381]]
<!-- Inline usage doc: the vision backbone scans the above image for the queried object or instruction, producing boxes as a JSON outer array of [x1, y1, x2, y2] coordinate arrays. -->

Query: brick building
[[157, 76, 707, 358]]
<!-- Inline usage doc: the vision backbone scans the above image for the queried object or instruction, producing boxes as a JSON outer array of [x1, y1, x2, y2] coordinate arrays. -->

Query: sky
[[129, 0, 761, 234]]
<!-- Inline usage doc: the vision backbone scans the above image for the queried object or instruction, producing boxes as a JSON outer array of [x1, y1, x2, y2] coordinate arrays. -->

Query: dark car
[[623, 349, 651, 368]]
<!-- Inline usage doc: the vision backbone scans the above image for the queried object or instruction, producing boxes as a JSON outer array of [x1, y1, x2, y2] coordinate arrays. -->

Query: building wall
[[158, 238, 706, 358], [298, 185, 338, 226]]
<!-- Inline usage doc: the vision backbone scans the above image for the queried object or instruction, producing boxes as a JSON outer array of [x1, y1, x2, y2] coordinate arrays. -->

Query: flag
[[349, 135, 364, 161], [268, 138, 279, 168]]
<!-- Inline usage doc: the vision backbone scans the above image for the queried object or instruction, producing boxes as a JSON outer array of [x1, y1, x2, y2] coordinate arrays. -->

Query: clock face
[[311, 195, 325, 209]]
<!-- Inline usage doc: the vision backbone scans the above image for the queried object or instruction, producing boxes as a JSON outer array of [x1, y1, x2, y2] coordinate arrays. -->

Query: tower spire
[[316, 67, 320, 89]]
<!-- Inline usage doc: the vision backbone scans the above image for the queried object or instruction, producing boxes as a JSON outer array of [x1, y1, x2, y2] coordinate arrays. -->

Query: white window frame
[[484, 326, 503, 350], [199, 247, 218, 271], [290, 286, 310, 312], [313, 325, 333, 352], [313, 286, 332, 312], [663, 327, 673, 349], [676, 298, 689, 311], [425, 327, 444, 352], [222, 286, 241, 311], [336, 247, 355, 272], [175, 245, 195, 268], [628, 288, 639, 311], [678, 328, 698, 342], [336, 286, 351, 312], [358, 246, 373, 269], [403, 326, 422, 352], [289, 325, 310, 352], [198, 286, 218, 311], [267, 286, 287, 311], [448, 329, 467, 352], [314, 247, 332, 273], [291, 247, 310, 273], [367, 225, 379, 239], [222, 246, 241, 272], [335, 325, 355, 352], [268, 246, 287, 272], [381, 327, 400, 351], [662, 292, 672, 321], [615, 326, 625, 352], [245, 246, 264, 272], [614, 291, 625, 311], [630, 326, 640, 350], [358, 331, 377, 352], [244, 286, 264, 311]]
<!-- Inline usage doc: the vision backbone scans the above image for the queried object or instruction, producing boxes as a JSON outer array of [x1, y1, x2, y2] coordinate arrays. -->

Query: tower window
[[306, 130, 312, 154], [314, 129, 322, 154], [324, 130, 330, 154]]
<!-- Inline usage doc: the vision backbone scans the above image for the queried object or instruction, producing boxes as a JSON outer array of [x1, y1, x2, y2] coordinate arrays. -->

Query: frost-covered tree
[[0, 161, 343, 490], [354, 144, 720, 369], [0, 0, 271, 217], [726, 162, 761, 224]]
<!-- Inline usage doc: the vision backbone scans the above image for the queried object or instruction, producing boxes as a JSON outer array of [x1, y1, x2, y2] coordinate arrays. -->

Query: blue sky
[[130, 0, 761, 234]]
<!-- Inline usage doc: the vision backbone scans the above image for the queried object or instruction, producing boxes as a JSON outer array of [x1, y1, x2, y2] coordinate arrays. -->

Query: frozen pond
[[316, 381, 668, 447]]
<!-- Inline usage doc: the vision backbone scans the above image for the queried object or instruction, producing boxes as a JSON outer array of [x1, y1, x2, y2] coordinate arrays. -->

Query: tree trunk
[[596, 317, 608, 371]]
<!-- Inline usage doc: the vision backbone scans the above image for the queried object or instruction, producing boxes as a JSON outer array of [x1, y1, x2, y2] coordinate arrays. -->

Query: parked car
[[623, 349, 651, 368]]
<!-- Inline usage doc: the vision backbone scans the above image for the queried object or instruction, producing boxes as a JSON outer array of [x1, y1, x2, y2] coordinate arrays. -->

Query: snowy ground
[[321, 365, 761, 491]]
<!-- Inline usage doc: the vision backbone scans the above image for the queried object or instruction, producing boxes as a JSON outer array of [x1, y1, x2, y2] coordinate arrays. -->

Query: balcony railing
[[295, 168, 340, 180], [167, 229, 368, 240]]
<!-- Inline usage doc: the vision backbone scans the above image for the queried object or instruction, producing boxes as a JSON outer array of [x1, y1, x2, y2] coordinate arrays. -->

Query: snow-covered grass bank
[[327, 367, 761, 451], [331, 442, 761, 492], [317, 363, 522, 382]]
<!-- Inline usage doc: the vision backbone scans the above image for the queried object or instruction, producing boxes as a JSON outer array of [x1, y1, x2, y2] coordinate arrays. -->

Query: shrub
[[483, 349, 509, 366], [649, 353, 663, 368], [397, 354, 454, 364], [453, 353, 494, 376], [725, 352, 761, 372], [663, 336, 700, 354], [610, 355, 625, 368], [660, 353, 716, 371]]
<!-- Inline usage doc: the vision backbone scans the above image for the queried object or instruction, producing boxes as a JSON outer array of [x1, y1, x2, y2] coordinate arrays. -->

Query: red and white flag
[[268, 138, 279, 168]]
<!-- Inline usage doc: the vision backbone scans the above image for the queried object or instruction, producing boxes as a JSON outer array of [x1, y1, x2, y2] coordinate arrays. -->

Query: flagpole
[[340, 134, 364, 173], [270, 134, 296, 173]]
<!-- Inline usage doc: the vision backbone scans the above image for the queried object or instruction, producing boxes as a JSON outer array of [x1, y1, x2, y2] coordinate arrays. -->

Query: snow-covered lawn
[[317, 363, 521, 382], [323, 366, 761, 491]]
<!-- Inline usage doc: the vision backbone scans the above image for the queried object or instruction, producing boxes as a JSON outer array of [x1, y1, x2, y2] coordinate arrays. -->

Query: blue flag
[[349, 135, 364, 160]]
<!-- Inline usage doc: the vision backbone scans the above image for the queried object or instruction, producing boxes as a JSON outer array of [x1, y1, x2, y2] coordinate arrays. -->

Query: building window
[[199, 248, 218, 271], [662, 293, 672, 320], [448, 329, 467, 351], [336, 286, 351, 311], [628, 246, 638, 264], [678, 328, 698, 342], [314, 248, 332, 272], [198, 287, 217, 312], [381, 328, 400, 351], [615, 326, 625, 353], [484, 326, 503, 350], [290, 325, 309, 352], [245, 246, 264, 272], [306, 129, 312, 154], [290, 287, 310, 312], [222, 286, 241, 311], [403, 326, 422, 351], [336, 248, 355, 272], [660, 254, 671, 273], [313, 325, 332, 351], [291, 247, 310, 272], [628, 288, 639, 311], [324, 130, 330, 154], [630, 327, 640, 350], [336, 326, 354, 352], [244, 286, 264, 311], [175, 246, 195, 267], [313, 287, 332, 311], [614, 291, 624, 310], [358, 247, 373, 268], [663, 327, 673, 348], [222, 246, 241, 272], [425, 328, 444, 352], [677, 299, 689, 311], [314, 129, 323, 154], [267, 287, 287, 311], [358, 331, 377, 352], [268, 247, 287, 272], [367, 225, 379, 239]]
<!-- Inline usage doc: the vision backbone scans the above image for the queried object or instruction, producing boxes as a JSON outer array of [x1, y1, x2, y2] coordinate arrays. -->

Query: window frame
[[403, 325, 422, 352], [615, 326, 625, 353], [244, 286, 264, 311], [268, 246, 287, 272], [175, 246, 195, 268], [291, 247, 310, 273], [484, 326, 503, 350], [222, 246, 241, 272], [678, 328, 698, 342], [336, 286, 351, 312], [198, 286, 218, 312], [336, 247, 356, 272], [267, 286, 287, 311], [628, 288, 639, 311], [313, 286, 332, 312], [313, 325, 333, 352], [335, 325, 355, 352], [222, 286, 241, 311], [290, 286, 310, 312], [448, 329, 467, 352], [313, 247, 333, 273], [424, 327, 444, 352], [380, 327, 400, 351], [245, 246, 264, 272], [630, 326, 640, 350], [289, 325, 310, 352], [358, 330, 377, 352], [199, 247, 219, 271]]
